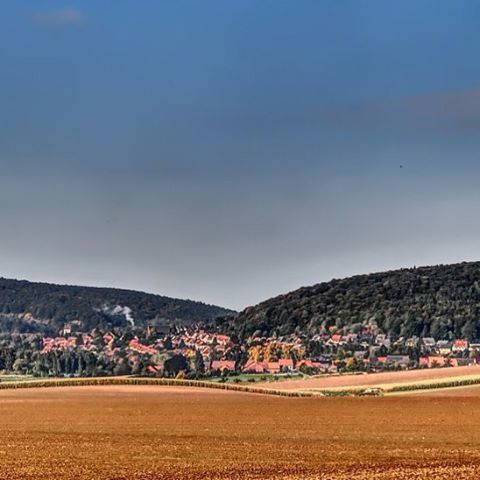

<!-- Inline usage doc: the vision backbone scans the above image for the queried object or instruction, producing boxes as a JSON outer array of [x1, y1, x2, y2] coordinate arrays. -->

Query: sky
[[2, 1, 480, 310]]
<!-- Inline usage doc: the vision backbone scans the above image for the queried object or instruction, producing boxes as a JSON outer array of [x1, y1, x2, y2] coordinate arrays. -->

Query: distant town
[[0, 313, 478, 380]]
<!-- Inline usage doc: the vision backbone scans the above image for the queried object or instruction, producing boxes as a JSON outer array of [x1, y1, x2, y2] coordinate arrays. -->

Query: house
[[422, 337, 436, 349], [405, 337, 419, 348], [147, 365, 162, 375], [278, 358, 294, 371], [215, 334, 231, 346], [326, 364, 338, 373], [386, 355, 410, 368], [452, 340, 469, 353], [343, 333, 358, 343], [42, 338, 54, 353], [266, 362, 280, 374], [454, 357, 475, 367], [211, 360, 236, 372], [61, 323, 72, 336], [375, 334, 391, 348], [296, 359, 313, 370], [81, 334, 94, 351], [369, 345, 381, 355], [419, 355, 447, 368], [103, 332, 115, 344], [327, 334, 344, 346], [436, 340, 452, 355], [314, 361, 334, 373], [128, 339, 158, 356], [354, 350, 367, 360], [41, 336, 77, 353], [242, 360, 267, 373]]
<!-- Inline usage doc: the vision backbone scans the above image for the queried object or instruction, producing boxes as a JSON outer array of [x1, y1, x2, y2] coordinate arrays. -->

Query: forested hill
[[226, 262, 480, 341], [0, 277, 234, 334]]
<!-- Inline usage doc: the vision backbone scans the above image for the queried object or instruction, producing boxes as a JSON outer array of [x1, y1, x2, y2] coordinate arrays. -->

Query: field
[[0, 384, 479, 479], [256, 365, 480, 392]]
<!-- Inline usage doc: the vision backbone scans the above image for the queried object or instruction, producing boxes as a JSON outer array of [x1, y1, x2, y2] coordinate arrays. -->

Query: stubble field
[[0, 384, 479, 479]]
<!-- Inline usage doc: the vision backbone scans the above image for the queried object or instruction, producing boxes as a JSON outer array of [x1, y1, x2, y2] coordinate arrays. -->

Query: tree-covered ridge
[[0, 277, 233, 334], [229, 262, 480, 341]]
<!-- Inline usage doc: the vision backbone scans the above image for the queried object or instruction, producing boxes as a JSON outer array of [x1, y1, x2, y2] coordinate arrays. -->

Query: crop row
[[317, 388, 384, 397], [0, 376, 318, 397], [387, 376, 480, 393]]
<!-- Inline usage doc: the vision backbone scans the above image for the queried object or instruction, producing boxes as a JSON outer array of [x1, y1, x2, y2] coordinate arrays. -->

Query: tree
[[164, 354, 188, 377], [163, 336, 173, 350], [193, 350, 205, 376]]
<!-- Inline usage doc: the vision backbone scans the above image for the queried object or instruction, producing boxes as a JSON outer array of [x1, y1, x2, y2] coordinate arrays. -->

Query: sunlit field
[[256, 365, 480, 392], [0, 385, 479, 479]]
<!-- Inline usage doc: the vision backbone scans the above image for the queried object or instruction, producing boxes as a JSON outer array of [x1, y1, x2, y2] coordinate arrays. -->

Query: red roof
[[267, 362, 280, 372], [128, 339, 158, 355], [420, 355, 447, 368], [215, 335, 231, 344], [297, 359, 314, 368], [211, 360, 235, 371], [147, 365, 161, 373], [242, 360, 266, 373]]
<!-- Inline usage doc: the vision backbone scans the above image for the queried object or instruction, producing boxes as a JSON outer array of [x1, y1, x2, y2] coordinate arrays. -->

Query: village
[[2, 319, 477, 380]]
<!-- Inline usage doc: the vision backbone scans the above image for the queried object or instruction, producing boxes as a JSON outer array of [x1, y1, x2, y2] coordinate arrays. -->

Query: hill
[[0, 277, 233, 335], [226, 262, 480, 340]]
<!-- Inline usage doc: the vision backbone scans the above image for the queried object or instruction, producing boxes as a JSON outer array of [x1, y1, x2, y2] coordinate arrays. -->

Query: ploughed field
[[1, 386, 480, 479]]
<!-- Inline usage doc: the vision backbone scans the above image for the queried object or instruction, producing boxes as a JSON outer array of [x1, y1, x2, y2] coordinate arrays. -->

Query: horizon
[[4, 257, 480, 312], [3, 1, 480, 310]]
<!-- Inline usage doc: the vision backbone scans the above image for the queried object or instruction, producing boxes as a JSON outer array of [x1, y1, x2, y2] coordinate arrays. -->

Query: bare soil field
[[410, 383, 480, 397], [257, 365, 480, 391], [0, 385, 479, 479]]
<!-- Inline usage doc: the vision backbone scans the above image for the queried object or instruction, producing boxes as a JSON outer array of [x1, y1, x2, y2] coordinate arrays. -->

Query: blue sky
[[2, 1, 480, 309]]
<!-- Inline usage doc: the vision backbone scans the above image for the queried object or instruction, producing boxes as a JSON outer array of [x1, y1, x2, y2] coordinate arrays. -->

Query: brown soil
[[257, 365, 480, 390], [0, 385, 478, 479]]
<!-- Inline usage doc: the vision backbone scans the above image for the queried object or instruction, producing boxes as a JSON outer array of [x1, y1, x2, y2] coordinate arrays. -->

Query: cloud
[[31, 8, 86, 27], [217, 87, 480, 136], [403, 88, 480, 130], [328, 88, 480, 131]]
